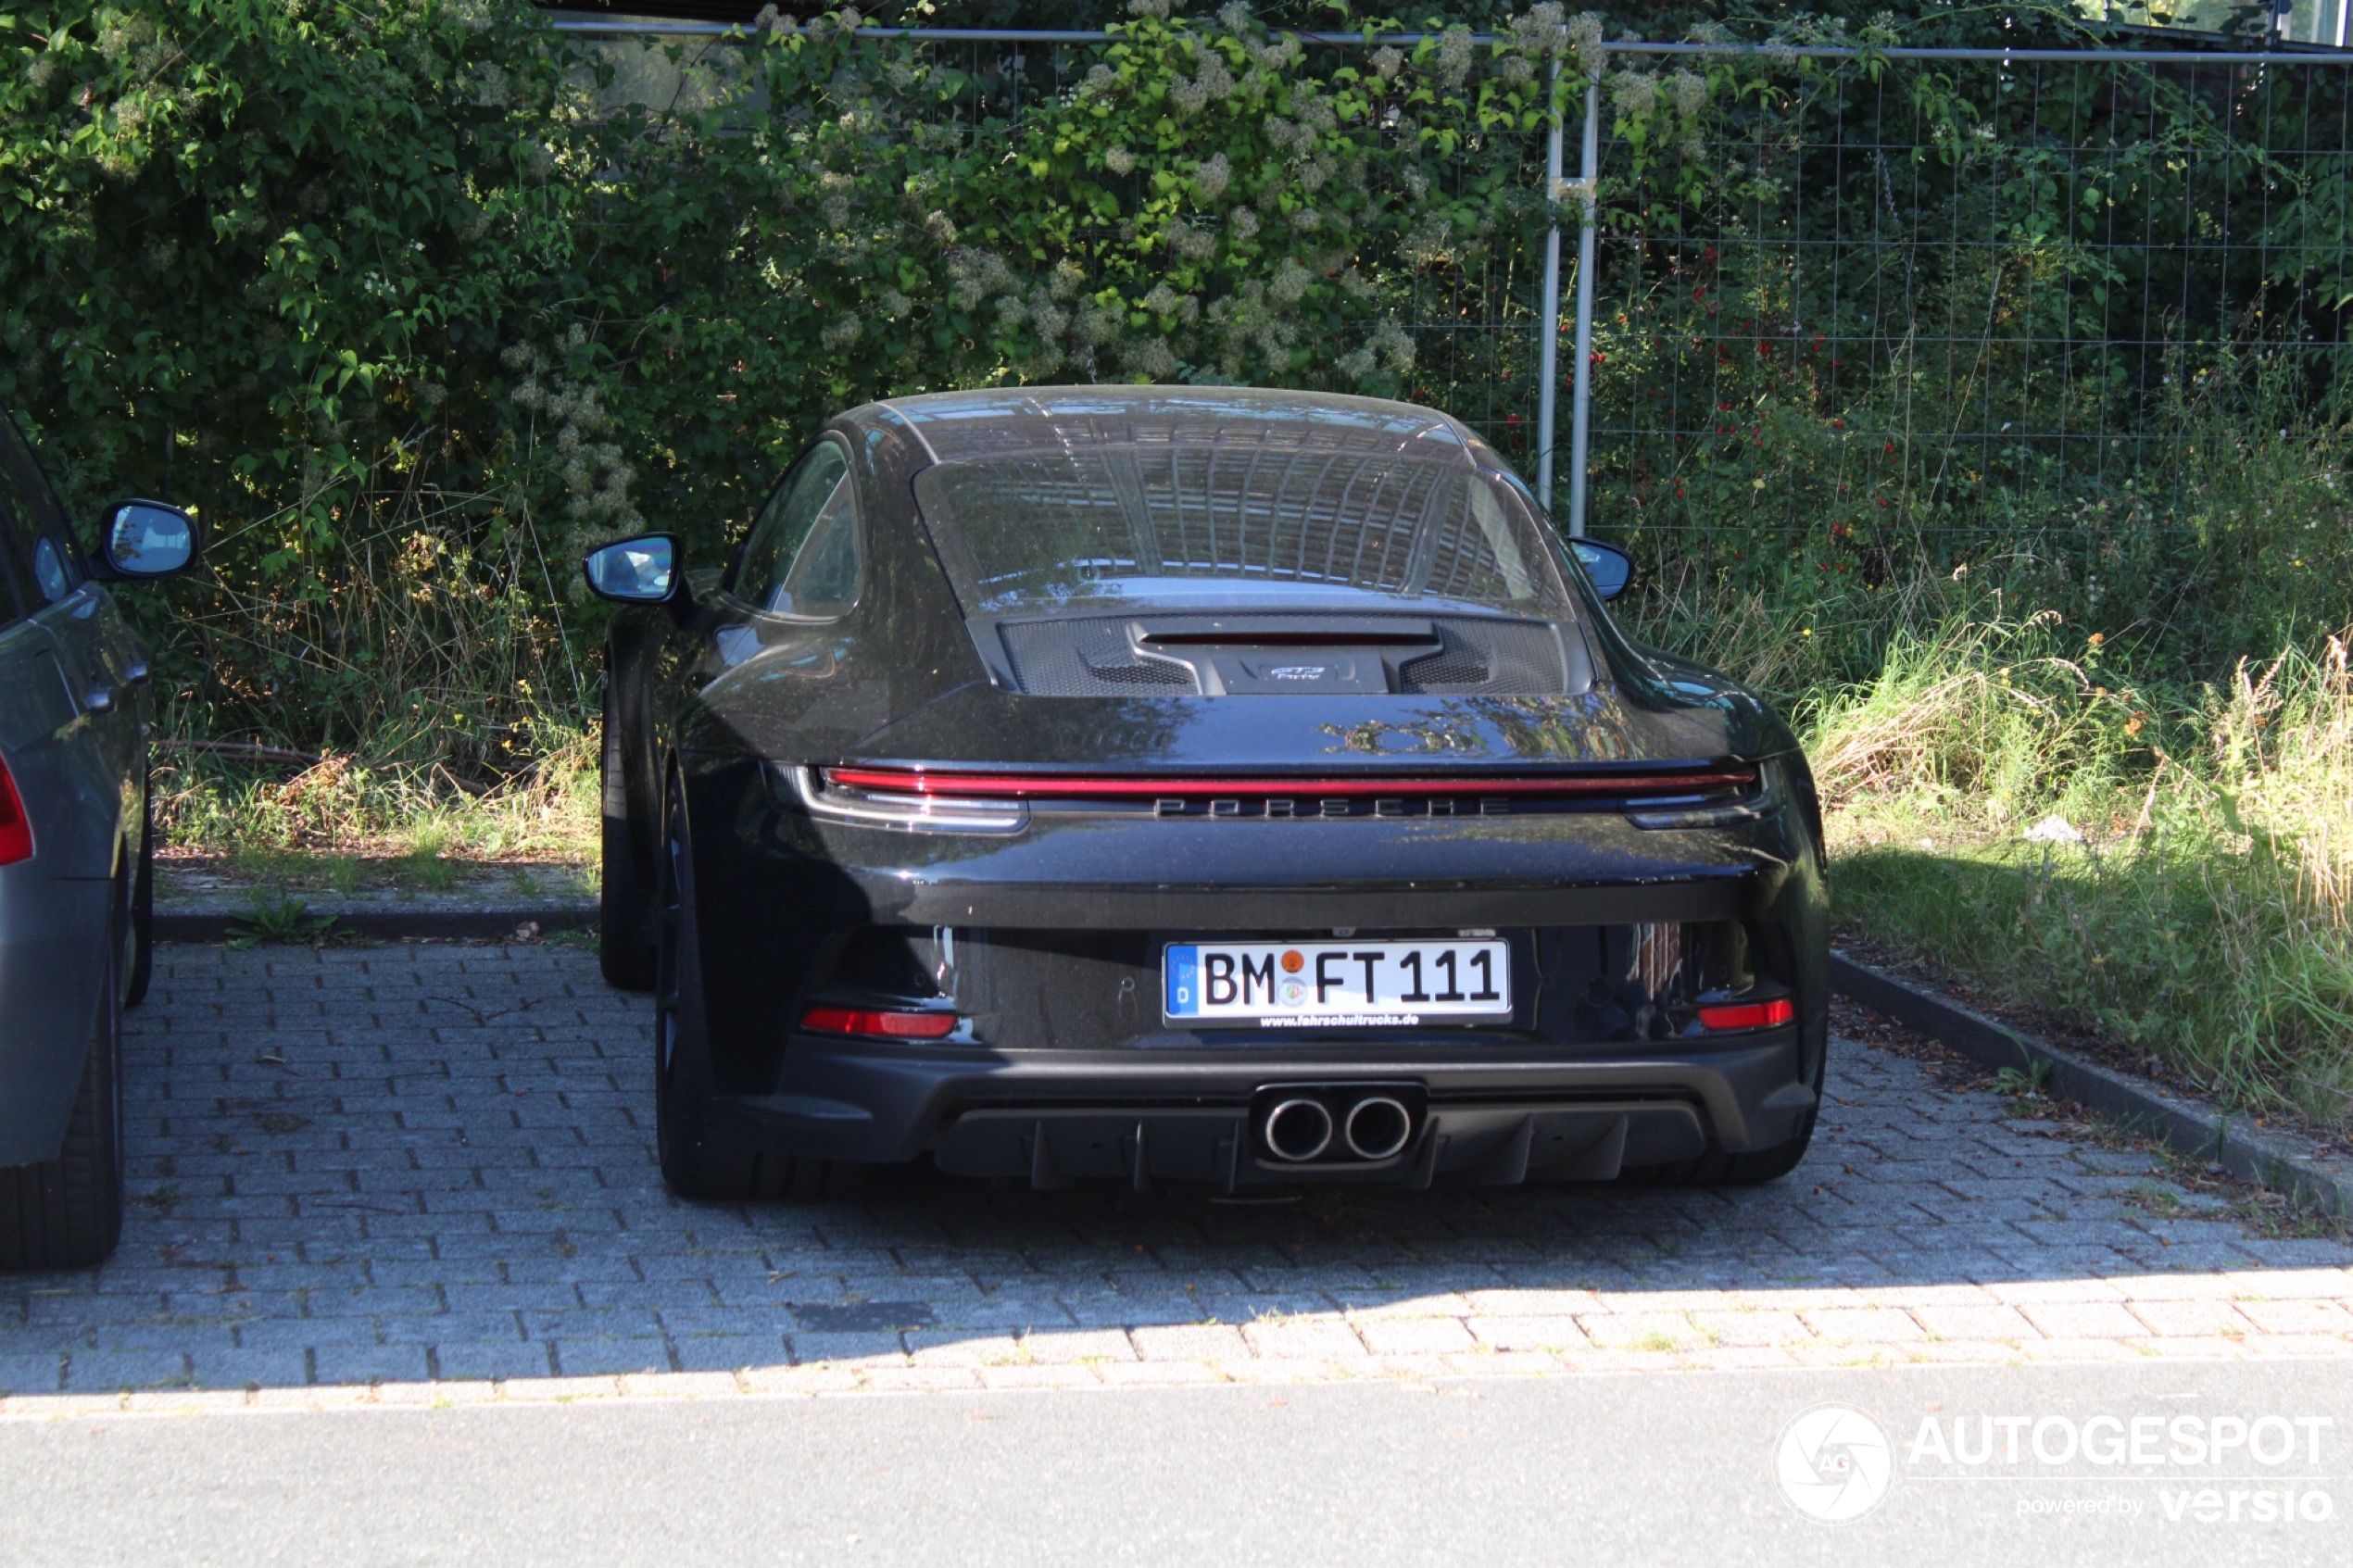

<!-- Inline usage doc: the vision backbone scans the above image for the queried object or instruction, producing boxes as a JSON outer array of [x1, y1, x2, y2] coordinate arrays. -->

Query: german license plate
[[1163, 939, 1511, 1028]]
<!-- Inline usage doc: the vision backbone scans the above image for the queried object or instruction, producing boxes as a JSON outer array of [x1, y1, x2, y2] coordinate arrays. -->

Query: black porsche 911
[[585, 387, 1828, 1200]]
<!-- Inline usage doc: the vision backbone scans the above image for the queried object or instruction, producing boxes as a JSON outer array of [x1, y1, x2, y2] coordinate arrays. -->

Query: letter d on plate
[[1165, 947, 1199, 1017]]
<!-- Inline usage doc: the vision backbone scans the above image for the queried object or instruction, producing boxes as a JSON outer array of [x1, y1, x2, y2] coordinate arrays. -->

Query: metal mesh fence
[[565, 21, 2353, 580], [1581, 47, 2353, 577]]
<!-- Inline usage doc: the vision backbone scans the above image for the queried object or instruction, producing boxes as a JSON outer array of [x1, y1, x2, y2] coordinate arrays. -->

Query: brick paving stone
[[1016, 1328, 1139, 1364], [2018, 1302, 2147, 1339], [1801, 1307, 1930, 1344], [1130, 1323, 1252, 1361], [1579, 1312, 1708, 1351], [1689, 1311, 1812, 1348], [0, 940, 2327, 1409], [2231, 1298, 2353, 1335], [1910, 1304, 2039, 1341], [1466, 1316, 1591, 1353], [2128, 1298, 2258, 1338], [1241, 1320, 1369, 1360], [1356, 1318, 1478, 1356]]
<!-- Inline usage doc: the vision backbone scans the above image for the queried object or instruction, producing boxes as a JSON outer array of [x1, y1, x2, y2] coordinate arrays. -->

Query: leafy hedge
[[2, 0, 1628, 764], [4, 0, 2348, 771]]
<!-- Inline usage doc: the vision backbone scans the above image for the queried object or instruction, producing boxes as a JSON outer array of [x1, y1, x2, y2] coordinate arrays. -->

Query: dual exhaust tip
[[1263, 1094, 1416, 1164]]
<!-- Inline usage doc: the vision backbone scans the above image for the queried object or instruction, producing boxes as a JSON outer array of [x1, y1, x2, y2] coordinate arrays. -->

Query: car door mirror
[[1569, 538, 1633, 601], [582, 534, 682, 605], [96, 500, 199, 580]]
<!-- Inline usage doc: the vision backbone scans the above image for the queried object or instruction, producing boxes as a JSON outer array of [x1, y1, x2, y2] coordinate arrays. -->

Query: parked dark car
[[586, 387, 1828, 1200], [0, 408, 198, 1267]]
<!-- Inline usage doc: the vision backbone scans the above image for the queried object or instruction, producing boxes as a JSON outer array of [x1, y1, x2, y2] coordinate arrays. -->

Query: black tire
[[598, 678, 657, 992], [0, 924, 126, 1270], [653, 778, 861, 1202], [125, 789, 154, 1010]]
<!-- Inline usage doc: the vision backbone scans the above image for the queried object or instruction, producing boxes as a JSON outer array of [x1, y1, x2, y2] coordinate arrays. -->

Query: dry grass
[[154, 717, 600, 870], [1817, 623, 2353, 1130]]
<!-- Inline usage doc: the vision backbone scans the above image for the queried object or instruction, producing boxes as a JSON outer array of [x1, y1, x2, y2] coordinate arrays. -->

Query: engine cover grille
[[995, 614, 1570, 697]]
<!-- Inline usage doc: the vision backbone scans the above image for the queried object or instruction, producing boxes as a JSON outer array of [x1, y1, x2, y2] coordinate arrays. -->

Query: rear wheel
[[598, 679, 657, 992], [652, 778, 860, 1202], [0, 922, 126, 1270]]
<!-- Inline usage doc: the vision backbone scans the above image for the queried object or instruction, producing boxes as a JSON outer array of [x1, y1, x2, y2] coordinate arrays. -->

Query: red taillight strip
[[1697, 997, 1795, 1032], [0, 757, 31, 867], [824, 766, 1757, 800], [799, 1006, 959, 1040]]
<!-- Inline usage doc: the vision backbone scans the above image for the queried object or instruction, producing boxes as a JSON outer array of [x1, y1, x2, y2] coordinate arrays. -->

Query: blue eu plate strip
[[1164, 946, 1199, 1018]]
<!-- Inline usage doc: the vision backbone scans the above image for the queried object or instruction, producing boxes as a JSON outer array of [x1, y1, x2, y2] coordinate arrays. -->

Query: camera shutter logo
[[1777, 1404, 1894, 1523]]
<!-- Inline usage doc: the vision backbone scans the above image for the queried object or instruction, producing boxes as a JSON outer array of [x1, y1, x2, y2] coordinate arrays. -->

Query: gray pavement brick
[[431, 1341, 556, 1382], [7, 942, 2334, 1402], [66, 1349, 191, 1391]]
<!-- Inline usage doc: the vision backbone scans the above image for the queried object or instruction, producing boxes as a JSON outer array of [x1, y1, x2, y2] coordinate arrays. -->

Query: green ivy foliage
[[3, 0, 2347, 766], [0, 0, 1621, 760]]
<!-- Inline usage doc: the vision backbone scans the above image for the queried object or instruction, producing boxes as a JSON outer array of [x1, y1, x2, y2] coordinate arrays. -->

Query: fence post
[[1535, 61, 1565, 514], [1566, 75, 1599, 540]]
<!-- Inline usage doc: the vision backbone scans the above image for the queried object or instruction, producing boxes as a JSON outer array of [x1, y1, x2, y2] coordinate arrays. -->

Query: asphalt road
[[3, 1361, 2347, 1566]]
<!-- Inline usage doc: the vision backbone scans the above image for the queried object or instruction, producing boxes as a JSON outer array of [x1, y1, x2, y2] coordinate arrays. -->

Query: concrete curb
[[155, 904, 597, 944], [1831, 950, 2353, 1221]]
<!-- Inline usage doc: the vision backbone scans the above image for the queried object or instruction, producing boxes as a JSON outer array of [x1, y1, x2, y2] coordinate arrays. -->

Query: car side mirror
[[1570, 539, 1633, 601], [96, 500, 199, 580], [583, 534, 683, 605]]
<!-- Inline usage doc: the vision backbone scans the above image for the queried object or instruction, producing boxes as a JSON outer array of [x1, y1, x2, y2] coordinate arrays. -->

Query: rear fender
[[0, 870, 107, 1163]]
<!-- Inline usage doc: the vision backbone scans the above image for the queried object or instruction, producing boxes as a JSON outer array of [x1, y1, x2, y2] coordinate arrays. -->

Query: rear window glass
[[911, 435, 1575, 619]]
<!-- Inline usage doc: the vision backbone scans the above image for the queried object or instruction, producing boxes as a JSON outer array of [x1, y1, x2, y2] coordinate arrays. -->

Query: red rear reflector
[[824, 766, 1756, 801], [0, 757, 31, 867], [799, 1007, 958, 1040], [1698, 997, 1795, 1032]]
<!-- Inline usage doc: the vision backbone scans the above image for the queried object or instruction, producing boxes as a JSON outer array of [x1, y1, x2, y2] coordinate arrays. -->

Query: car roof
[[844, 385, 1483, 467]]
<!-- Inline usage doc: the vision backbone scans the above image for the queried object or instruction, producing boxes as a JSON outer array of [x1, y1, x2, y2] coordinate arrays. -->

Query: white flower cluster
[[1336, 319, 1415, 382], [1105, 145, 1137, 175], [1610, 70, 1657, 118], [501, 339, 642, 538], [1204, 280, 1301, 378], [1192, 152, 1232, 202], [1246, 32, 1302, 70], [946, 246, 1019, 309], [1169, 51, 1236, 114], [1370, 45, 1403, 82], [1435, 27, 1474, 88], [1074, 298, 1124, 346], [1217, 3, 1252, 33], [1166, 219, 1218, 260], [818, 169, 856, 229], [1565, 10, 1606, 74], [1124, 337, 1179, 380]]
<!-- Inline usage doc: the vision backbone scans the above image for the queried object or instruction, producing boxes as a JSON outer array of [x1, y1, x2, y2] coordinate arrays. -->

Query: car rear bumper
[[711, 1029, 1815, 1187]]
